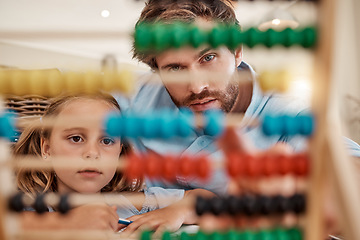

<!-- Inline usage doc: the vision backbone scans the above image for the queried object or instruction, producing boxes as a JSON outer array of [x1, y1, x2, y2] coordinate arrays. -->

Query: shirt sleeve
[[144, 187, 185, 209]]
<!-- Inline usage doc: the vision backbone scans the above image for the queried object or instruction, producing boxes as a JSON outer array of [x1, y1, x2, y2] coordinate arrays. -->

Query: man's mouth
[[189, 98, 218, 111]]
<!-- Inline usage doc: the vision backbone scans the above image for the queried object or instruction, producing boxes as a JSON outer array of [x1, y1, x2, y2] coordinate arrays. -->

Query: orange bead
[[146, 152, 162, 179], [179, 155, 194, 178], [294, 154, 309, 176], [126, 153, 144, 181], [226, 151, 246, 178], [263, 154, 278, 176], [279, 155, 293, 175], [246, 154, 262, 177], [163, 155, 177, 181], [196, 156, 210, 181]]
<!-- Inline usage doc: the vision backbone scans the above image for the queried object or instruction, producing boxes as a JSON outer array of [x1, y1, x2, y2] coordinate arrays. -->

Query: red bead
[[294, 154, 309, 176], [226, 151, 245, 178], [196, 155, 210, 181], [126, 153, 144, 181], [179, 155, 194, 177], [263, 154, 278, 176], [146, 152, 162, 179], [246, 154, 262, 177], [163, 155, 177, 181], [279, 155, 293, 175]]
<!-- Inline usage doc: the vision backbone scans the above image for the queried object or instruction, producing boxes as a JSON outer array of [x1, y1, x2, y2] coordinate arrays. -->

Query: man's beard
[[168, 82, 239, 113]]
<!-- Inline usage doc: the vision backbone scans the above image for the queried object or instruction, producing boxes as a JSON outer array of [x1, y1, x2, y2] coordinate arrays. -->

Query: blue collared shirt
[[115, 62, 360, 195]]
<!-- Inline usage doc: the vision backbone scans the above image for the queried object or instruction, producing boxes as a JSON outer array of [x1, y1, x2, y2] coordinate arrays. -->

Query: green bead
[[190, 27, 208, 48], [266, 29, 287, 48], [225, 230, 239, 240], [195, 231, 208, 240], [273, 228, 288, 240], [240, 230, 256, 240], [180, 231, 191, 240], [303, 27, 317, 48], [140, 230, 152, 240], [287, 228, 303, 240], [209, 25, 229, 48], [135, 24, 153, 52], [162, 231, 172, 240], [210, 231, 223, 240], [228, 25, 242, 50], [153, 24, 172, 51], [256, 230, 275, 240], [247, 28, 266, 48], [171, 23, 191, 48]]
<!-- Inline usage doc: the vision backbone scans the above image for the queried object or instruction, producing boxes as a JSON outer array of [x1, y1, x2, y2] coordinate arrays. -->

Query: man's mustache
[[183, 90, 224, 105]]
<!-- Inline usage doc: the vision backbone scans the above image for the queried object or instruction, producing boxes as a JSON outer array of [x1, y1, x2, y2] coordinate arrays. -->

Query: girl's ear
[[41, 138, 51, 161], [234, 46, 243, 67]]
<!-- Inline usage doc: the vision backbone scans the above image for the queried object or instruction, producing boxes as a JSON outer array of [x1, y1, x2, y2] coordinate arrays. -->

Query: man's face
[[156, 46, 243, 113]]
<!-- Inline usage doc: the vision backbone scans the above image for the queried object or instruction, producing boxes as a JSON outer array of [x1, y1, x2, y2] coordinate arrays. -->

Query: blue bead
[[203, 110, 224, 136], [282, 115, 299, 136], [123, 113, 141, 138], [158, 110, 176, 139], [262, 115, 281, 136], [104, 112, 122, 137], [142, 112, 159, 138], [298, 114, 315, 136], [0, 112, 17, 140], [177, 108, 195, 137]]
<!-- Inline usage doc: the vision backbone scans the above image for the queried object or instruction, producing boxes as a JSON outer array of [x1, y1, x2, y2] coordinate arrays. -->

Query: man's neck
[[230, 81, 253, 113]]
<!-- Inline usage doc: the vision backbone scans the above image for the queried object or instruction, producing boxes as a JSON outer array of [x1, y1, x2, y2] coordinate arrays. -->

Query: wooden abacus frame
[[1, 0, 360, 240]]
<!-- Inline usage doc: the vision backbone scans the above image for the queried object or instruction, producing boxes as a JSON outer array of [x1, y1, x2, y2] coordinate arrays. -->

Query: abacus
[[1, 0, 360, 240]]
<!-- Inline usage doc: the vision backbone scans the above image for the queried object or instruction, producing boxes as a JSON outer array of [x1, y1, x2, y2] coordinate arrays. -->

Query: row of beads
[[141, 228, 302, 240], [126, 153, 211, 181], [0, 70, 134, 96], [227, 152, 309, 177], [135, 23, 317, 52], [105, 110, 224, 138], [262, 114, 315, 136], [196, 194, 305, 216], [8, 193, 70, 214], [0, 112, 17, 140]]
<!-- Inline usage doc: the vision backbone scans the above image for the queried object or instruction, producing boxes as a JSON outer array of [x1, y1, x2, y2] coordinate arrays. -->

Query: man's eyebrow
[[198, 47, 212, 58]]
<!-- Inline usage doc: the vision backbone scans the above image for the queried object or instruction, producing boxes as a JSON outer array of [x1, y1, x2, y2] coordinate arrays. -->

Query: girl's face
[[42, 99, 121, 194]]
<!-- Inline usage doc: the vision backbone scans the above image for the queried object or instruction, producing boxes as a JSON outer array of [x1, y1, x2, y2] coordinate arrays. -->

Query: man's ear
[[234, 46, 243, 67], [41, 138, 51, 161]]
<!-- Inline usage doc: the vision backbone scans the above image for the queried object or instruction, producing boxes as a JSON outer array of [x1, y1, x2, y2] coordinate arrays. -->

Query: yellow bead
[[11, 70, 29, 95], [29, 70, 47, 96], [0, 70, 11, 95], [83, 72, 101, 94], [117, 70, 134, 94], [47, 70, 63, 96], [63, 72, 84, 93]]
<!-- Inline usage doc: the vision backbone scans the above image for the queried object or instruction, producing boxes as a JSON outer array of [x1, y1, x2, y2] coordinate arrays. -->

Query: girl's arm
[[119, 188, 215, 237], [21, 203, 120, 231]]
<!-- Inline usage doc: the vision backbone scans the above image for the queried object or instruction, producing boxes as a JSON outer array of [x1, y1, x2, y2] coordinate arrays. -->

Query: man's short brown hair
[[132, 0, 238, 69]]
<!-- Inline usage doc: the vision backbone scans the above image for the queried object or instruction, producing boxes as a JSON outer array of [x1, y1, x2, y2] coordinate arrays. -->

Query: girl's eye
[[202, 54, 215, 63], [69, 136, 83, 143], [101, 138, 115, 145]]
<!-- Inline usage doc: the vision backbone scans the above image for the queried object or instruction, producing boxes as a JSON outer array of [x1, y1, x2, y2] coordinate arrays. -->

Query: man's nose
[[187, 69, 209, 94], [83, 141, 100, 160]]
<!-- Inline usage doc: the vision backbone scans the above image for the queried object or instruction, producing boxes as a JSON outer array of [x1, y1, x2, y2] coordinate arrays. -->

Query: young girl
[[13, 93, 211, 234]]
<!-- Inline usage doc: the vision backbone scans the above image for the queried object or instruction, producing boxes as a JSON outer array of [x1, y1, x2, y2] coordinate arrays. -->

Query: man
[[116, 0, 360, 195]]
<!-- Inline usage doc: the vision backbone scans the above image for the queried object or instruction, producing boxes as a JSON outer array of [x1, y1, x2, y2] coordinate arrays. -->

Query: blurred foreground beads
[[135, 23, 317, 52]]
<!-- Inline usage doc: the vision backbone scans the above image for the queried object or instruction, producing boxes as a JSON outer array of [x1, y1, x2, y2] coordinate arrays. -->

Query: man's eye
[[101, 138, 115, 145], [69, 136, 83, 143], [202, 54, 215, 62], [169, 66, 181, 72]]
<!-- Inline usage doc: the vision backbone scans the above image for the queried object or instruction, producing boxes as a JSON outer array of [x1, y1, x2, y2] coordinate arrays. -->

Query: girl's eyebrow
[[62, 127, 87, 133]]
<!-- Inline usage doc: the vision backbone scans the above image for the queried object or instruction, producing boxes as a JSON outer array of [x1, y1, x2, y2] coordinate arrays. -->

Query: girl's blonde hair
[[13, 93, 142, 197]]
